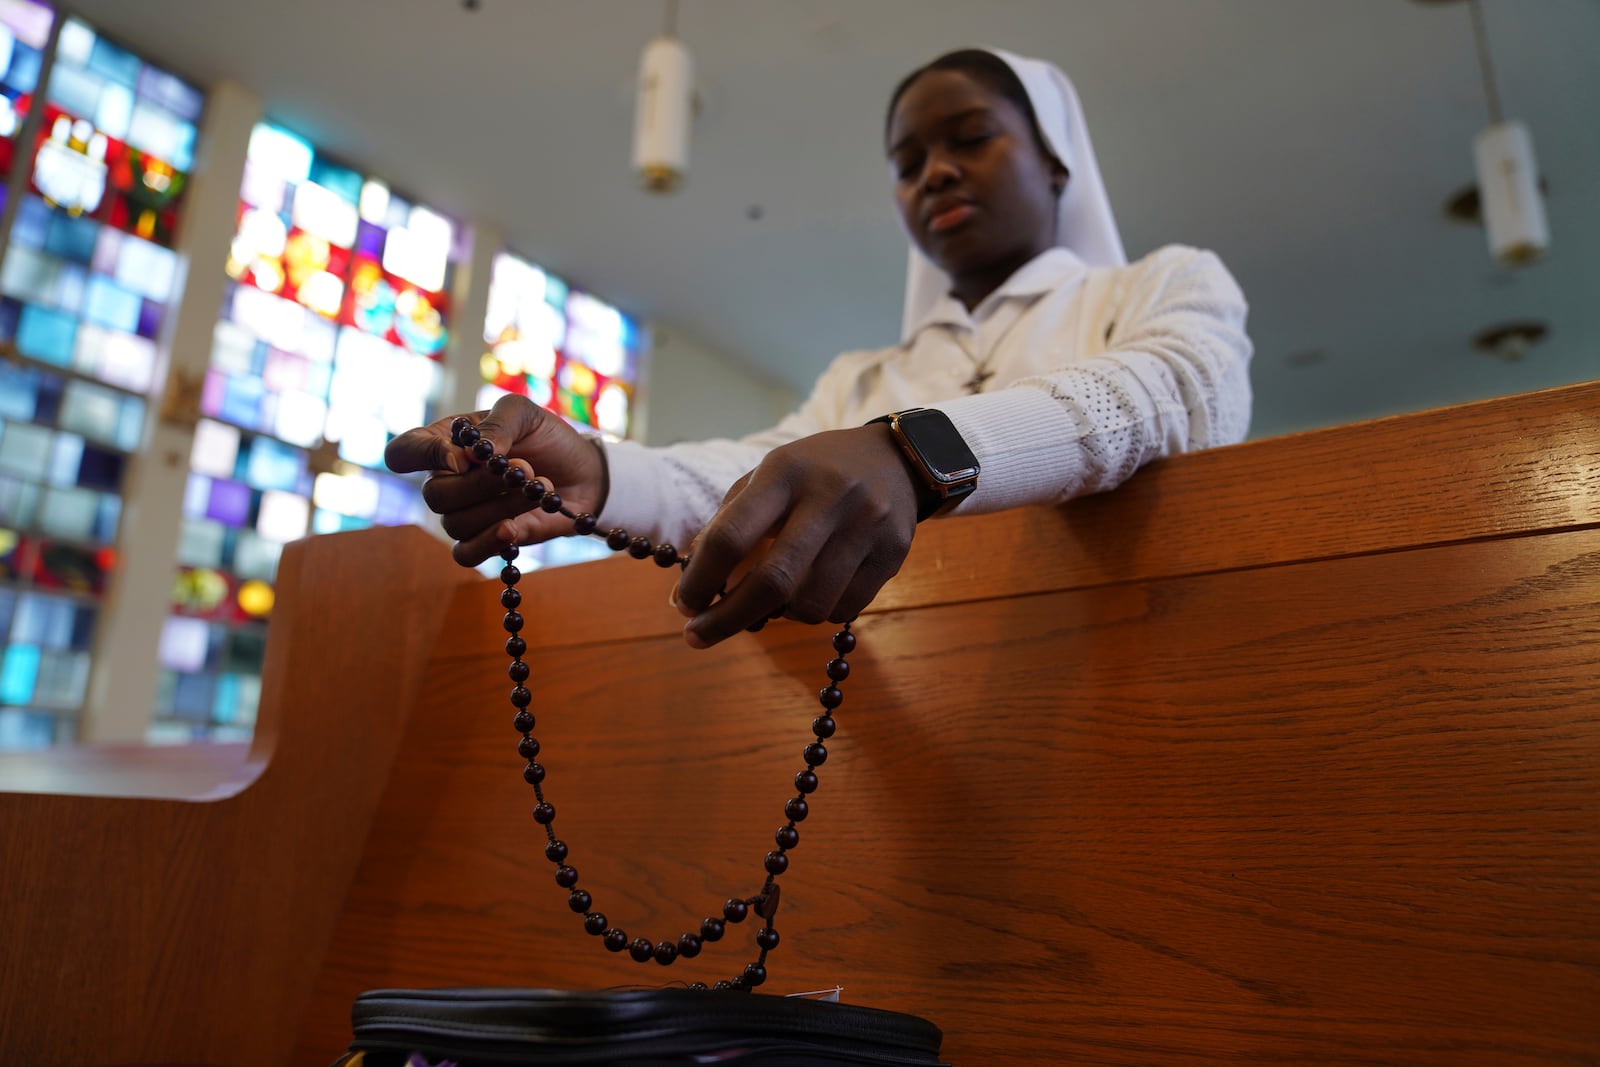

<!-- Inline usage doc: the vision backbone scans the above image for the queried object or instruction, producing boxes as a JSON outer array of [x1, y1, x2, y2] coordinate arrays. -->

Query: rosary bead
[[712, 980, 733, 991], [487, 454, 510, 476], [471, 439, 495, 463], [687, 981, 708, 991], [490, 496, 859, 983], [458, 424, 481, 448], [449, 416, 473, 443], [503, 467, 528, 489]]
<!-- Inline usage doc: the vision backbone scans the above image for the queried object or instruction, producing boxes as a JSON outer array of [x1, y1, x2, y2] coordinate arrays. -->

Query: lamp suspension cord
[[1468, 0, 1504, 125], [665, 0, 679, 38]]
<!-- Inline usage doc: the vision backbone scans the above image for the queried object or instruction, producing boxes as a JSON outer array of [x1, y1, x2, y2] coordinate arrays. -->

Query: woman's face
[[887, 69, 1064, 301]]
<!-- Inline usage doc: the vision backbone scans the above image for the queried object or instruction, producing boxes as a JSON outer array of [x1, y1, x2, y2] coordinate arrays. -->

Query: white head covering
[[899, 47, 1126, 341]]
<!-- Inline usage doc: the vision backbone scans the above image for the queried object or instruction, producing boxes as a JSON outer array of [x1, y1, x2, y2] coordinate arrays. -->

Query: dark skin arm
[[385, 394, 924, 647], [674, 425, 920, 648]]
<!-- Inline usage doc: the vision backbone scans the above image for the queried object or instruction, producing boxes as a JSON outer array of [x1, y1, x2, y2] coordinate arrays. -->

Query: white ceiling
[[66, 0, 1599, 438]]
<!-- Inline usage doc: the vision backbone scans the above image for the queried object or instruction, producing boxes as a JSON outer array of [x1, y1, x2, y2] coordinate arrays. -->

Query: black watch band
[[868, 407, 980, 522]]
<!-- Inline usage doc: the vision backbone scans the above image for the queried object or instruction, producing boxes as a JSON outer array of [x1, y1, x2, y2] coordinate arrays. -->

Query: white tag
[[784, 985, 843, 1002]]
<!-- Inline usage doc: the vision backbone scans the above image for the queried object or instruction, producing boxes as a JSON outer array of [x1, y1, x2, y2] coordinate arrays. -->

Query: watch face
[[901, 409, 979, 485]]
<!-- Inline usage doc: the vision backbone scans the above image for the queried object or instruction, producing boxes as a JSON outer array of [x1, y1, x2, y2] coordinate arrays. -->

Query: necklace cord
[[452, 418, 853, 992]]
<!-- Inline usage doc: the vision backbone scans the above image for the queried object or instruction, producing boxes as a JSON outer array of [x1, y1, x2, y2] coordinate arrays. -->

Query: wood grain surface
[[468, 380, 1600, 648], [295, 383, 1600, 1065], [0, 527, 472, 1066], [3, 382, 1596, 1066]]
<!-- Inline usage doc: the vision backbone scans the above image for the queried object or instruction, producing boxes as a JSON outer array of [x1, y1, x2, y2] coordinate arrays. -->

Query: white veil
[[899, 47, 1126, 341]]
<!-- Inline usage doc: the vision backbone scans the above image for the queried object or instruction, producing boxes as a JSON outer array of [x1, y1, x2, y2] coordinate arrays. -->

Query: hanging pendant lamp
[[632, 0, 695, 193], [1465, 0, 1548, 265]]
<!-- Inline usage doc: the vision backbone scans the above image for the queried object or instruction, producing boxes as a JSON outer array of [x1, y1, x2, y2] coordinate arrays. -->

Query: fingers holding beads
[[395, 393, 608, 565], [422, 457, 526, 515], [386, 408, 491, 475]]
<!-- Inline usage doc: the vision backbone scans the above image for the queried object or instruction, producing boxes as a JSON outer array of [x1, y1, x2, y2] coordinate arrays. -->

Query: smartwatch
[[868, 407, 980, 522]]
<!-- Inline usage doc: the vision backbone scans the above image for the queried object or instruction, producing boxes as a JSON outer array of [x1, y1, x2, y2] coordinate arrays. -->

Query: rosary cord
[[454, 419, 852, 992]]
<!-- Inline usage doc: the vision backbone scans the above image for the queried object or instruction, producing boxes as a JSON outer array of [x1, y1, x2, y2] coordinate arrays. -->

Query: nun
[[388, 47, 1254, 647]]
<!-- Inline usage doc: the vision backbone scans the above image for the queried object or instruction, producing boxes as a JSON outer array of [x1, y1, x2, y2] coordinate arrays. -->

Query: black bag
[[337, 986, 949, 1066]]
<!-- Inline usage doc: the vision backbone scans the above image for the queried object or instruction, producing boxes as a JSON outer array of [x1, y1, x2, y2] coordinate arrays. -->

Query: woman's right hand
[[385, 394, 607, 566]]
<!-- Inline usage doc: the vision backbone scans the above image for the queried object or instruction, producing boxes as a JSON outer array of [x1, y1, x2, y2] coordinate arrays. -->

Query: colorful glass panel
[[155, 121, 454, 739], [0, 0, 53, 207], [478, 251, 640, 440], [474, 251, 642, 575], [0, 11, 201, 748]]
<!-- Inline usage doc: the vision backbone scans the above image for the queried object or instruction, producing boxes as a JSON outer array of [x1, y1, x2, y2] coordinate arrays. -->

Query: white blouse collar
[[906, 247, 1090, 336]]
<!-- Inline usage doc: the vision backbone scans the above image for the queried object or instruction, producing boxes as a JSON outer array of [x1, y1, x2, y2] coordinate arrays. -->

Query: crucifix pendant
[[963, 367, 995, 394]]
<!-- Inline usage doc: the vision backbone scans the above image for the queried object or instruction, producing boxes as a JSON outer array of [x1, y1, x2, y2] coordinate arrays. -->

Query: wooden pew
[[3, 381, 1597, 1065], [0, 530, 476, 1065], [294, 381, 1600, 1065]]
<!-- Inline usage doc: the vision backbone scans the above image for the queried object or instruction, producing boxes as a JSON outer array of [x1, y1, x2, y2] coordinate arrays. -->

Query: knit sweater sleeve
[[932, 245, 1252, 514], [598, 349, 880, 547]]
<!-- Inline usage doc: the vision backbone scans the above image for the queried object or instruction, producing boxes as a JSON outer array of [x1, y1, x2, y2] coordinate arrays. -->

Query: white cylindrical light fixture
[[1473, 120, 1549, 265], [632, 35, 694, 193]]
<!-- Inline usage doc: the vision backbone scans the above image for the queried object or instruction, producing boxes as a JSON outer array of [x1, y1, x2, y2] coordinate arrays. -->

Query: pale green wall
[[637, 326, 800, 447]]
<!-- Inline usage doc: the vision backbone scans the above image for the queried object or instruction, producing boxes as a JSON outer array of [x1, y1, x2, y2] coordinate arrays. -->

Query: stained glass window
[[0, 0, 53, 216], [478, 251, 639, 440], [150, 121, 455, 741], [474, 251, 644, 573], [0, 10, 202, 748]]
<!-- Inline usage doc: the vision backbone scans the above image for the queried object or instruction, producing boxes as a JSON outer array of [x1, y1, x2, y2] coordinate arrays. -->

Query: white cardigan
[[601, 244, 1253, 548]]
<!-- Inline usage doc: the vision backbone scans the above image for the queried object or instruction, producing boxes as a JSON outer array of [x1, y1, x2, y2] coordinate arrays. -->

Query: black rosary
[[451, 417, 854, 992]]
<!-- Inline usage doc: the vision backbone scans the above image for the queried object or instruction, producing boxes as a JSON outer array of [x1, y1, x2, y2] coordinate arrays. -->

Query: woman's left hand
[[672, 425, 921, 648]]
